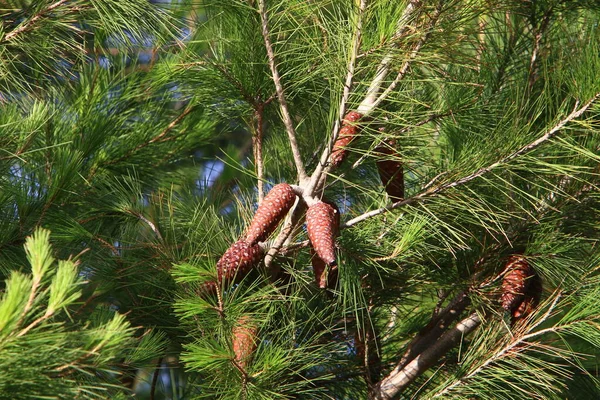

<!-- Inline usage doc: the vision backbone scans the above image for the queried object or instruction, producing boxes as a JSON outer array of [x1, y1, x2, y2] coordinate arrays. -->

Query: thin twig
[[304, 0, 367, 196], [357, 0, 422, 115], [103, 105, 194, 167], [258, 0, 307, 182], [252, 105, 266, 203], [433, 293, 563, 398], [343, 93, 600, 228], [372, 312, 481, 399], [528, 7, 553, 90], [150, 357, 163, 400], [3, 0, 69, 42], [367, 2, 443, 113]]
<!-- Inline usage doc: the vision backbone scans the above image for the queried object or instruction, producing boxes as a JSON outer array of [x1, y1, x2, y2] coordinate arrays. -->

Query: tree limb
[[371, 312, 481, 399], [364, 1, 443, 114], [258, 0, 307, 182], [357, 0, 422, 115], [432, 292, 563, 398]]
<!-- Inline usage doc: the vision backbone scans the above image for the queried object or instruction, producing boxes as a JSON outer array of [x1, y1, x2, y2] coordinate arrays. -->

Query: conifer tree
[[1, 0, 600, 399]]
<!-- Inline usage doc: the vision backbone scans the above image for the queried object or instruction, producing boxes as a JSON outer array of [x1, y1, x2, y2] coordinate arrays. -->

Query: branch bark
[[371, 312, 481, 399], [252, 104, 266, 203], [357, 0, 422, 115]]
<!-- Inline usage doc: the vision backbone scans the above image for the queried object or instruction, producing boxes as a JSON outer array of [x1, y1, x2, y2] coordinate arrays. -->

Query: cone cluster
[[330, 111, 363, 168], [501, 255, 542, 324], [375, 139, 404, 202], [232, 316, 258, 370], [214, 183, 298, 287]]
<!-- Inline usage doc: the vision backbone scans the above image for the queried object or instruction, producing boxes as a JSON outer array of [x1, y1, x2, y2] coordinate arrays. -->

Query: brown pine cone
[[217, 240, 263, 284], [245, 183, 297, 245], [330, 111, 363, 168], [232, 316, 258, 370], [501, 255, 534, 312], [310, 247, 338, 289], [306, 201, 339, 267], [375, 139, 404, 202], [511, 272, 542, 324]]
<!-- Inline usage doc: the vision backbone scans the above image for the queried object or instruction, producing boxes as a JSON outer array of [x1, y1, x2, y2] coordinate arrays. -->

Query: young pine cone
[[306, 201, 339, 267], [375, 139, 404, 202], [217, 240, 263, 284], [245, 183, 297, 245], [501, 255, 534, 312], [330, 111, 363, 168], [232, 316, 258, 370]]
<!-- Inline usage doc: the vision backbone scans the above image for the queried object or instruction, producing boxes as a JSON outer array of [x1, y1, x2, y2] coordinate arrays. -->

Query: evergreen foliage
[[1, 0, 600, 399]]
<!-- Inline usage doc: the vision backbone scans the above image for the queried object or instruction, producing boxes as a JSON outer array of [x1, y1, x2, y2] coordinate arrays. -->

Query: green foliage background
[[0, 0, 599, 399]]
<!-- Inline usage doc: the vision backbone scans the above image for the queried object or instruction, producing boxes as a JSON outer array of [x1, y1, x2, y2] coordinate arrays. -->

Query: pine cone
[[375, 139, 404, 202], [330, 111, 363, 168], [217, 240, 263, 284], [511, 272, 542, 324], [306, 201, 339, 267], [232, 316, 258, 370], [310, 247, 338, 289], [501, 255, 543, 325], [245, 183, 297, 245]]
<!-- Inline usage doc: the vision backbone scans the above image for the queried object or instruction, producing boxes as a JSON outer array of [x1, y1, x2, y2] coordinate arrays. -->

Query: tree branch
[[392, 290, 471, 374], [258, 0, 307, 182], [371, 312, 481, 399], [528, 7, 553, 90], [343, 92, 600, 228], [432, 292, 563, 398], [357, 0, 422, 115], [3, 0, 70, 42], [252, 104, 266, 203], [304, 0, 367, 196], [365, 1, 443, 113]]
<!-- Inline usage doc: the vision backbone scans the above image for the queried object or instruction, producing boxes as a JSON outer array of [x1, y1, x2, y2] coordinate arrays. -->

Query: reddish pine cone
[[375, 140, 404, 202], [306, 201, 339, 267], [501, 256, 534, 312], [217, 240, 263, 283], [330, 111, 363, 168], [310, 248, 338, 289], [245, 183, 297, 245], [232, 316, 258, 370]]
